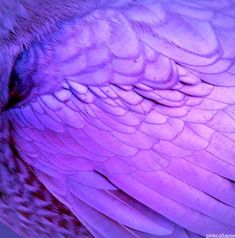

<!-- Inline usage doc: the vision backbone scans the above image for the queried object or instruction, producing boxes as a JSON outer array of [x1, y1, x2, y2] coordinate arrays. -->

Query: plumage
[[1, 1, 235, 238]]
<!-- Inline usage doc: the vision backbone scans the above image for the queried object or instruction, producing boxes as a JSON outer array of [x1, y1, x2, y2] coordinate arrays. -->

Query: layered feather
[[3, 0, 235, 237]]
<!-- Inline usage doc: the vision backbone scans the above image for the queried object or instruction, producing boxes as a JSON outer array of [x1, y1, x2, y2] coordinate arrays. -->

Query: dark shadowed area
[[0, 222, 21, 238]]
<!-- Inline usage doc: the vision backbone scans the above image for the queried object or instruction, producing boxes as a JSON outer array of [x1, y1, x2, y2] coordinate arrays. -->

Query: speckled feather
[[1, 1, 235, 238], [0, 124, 93, 238]]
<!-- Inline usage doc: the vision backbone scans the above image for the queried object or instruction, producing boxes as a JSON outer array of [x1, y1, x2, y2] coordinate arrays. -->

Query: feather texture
[[1, 0, 235, 238]]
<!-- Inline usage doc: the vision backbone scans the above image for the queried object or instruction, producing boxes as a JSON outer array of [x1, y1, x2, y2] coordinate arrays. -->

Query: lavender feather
[[1, 1, 235, 238]]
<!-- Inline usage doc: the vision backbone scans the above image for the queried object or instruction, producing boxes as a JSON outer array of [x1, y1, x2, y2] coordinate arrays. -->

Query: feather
[[1, 1, 235, 238]]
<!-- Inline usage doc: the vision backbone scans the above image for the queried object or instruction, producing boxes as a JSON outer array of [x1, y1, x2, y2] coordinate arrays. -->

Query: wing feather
[[6, 1, 235, 237]]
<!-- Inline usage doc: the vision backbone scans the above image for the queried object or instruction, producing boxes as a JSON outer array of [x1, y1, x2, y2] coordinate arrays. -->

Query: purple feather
[[1, 1, 235, 238]]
